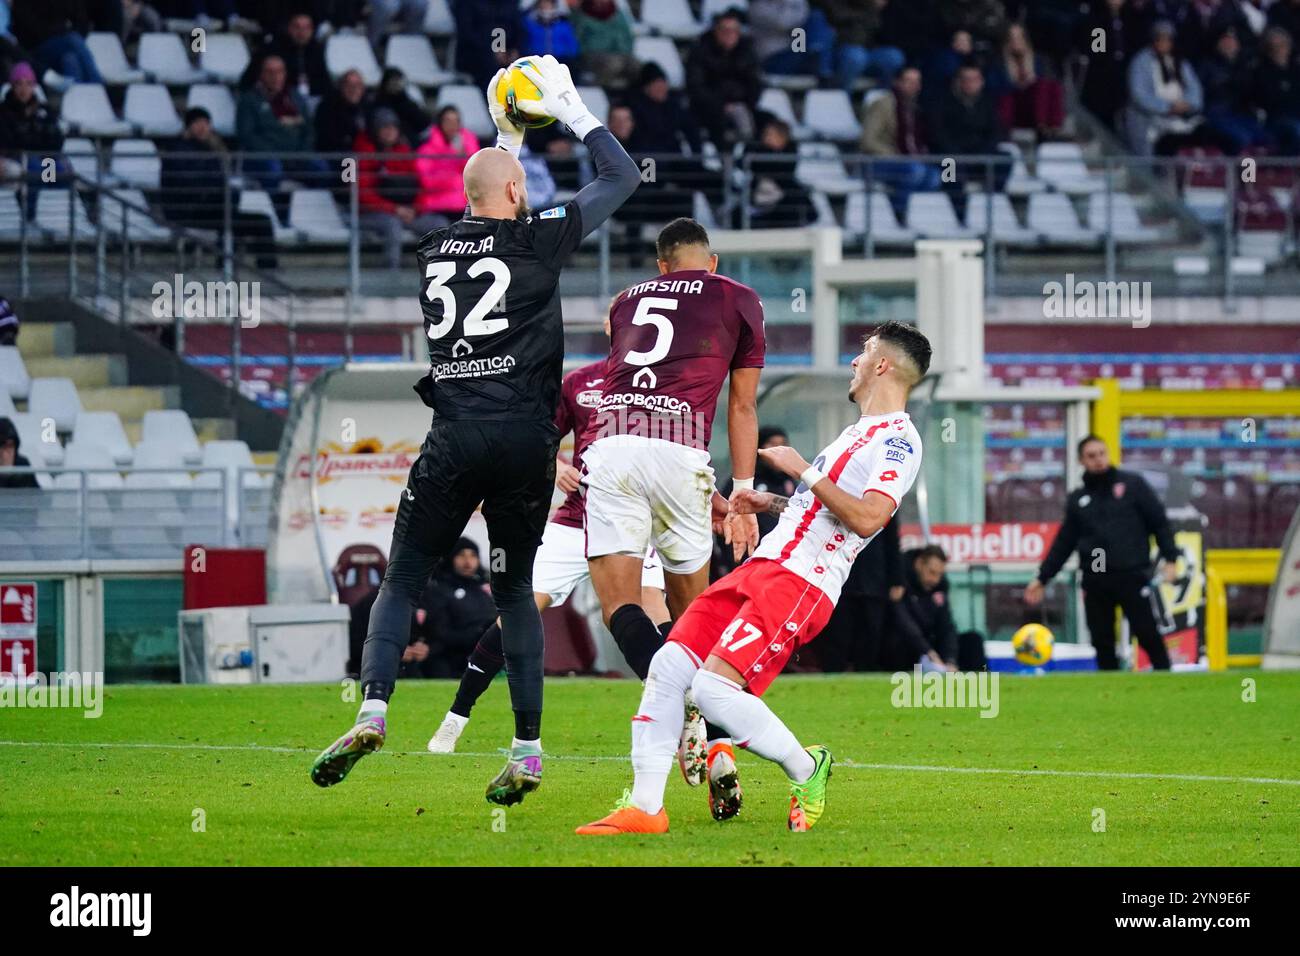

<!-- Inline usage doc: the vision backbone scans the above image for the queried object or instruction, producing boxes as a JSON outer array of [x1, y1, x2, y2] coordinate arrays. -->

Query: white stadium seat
[[1, 346, 32, 400], [802, 89, 862, 142], [0, 390, 16, 419], [9, 412, 57, 467], [325, 34, 382, 85], [100, 188, 172, 244], [138, 32, 206, 84], [702, 0, 749, 20], [124, 84, 183, 137], [34, 190, 97, 242], [109, 139, 162, 190], [60, 83, 133, 137], [1036, 142, 1105, 195], [434, 84, 495, 140], [1027, 192, 1101, 246], [633, 37, 685, 89], [575, 86, 610, 126], [289, 190, 351, 244], [906, 192, 977, 239], [844, 192, 915, 246], [794, 141, 862, 197], [1087, 192, 1162, 244], [62, 137, 100, 184], [385, 35, 457, 86], [239, 190, 301, 245], [187, 84, 238, 137], [141, 410, 202, 465], [422, 0, 456, 35], [27, 377, 83, 433], [965, 193, 1039, 246], [0, 192, 24, 241], [199, 33, 251, 85], [54, 440, 124, 489], [757, 88, 810, 139], [999, 141, 1047, 196], [639, 0, 703, 39], [86, 32, 145, 84], [74, 411, 134, 465], [128, 439, 193, 488]]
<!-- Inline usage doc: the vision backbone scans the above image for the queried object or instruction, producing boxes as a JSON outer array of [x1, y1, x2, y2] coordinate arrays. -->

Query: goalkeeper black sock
[[450, 621, 505, 719], [609, 603, 666, 681]]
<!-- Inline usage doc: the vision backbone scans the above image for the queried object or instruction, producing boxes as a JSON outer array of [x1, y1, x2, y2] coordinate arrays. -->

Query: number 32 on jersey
[[423, 257, 512, 341]]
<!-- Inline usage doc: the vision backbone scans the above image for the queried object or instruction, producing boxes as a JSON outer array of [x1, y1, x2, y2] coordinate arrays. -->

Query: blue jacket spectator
[[523, 0, 579, 66]]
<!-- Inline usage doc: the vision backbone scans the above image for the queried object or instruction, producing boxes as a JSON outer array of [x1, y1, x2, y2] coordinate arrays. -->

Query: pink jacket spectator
[[416, 125, 480, 215]]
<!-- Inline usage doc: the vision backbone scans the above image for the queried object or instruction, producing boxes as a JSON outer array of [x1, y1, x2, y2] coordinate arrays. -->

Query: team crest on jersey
[[539, 206, 566, 219]]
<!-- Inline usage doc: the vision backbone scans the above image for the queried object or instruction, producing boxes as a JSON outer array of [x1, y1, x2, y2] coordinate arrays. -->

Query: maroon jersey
[[595, 270, 765, 450], [551, 359, 608, 528]]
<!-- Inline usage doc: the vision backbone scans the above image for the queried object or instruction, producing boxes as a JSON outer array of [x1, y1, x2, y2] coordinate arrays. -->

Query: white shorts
[[581, 435, 715, 575], [532, 520, 664, 607]]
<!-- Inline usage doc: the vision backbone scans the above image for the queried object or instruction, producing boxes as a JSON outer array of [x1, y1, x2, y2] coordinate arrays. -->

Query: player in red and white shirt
[[577, 321, 931, 835]]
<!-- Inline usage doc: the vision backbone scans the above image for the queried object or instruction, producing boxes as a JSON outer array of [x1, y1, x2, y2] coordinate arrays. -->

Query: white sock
[[692, 669, 814, 782], [630, 642, 698, 813], [511, 736, 541, 755], [443, 711, 469, 730], [358, 699, 388, 719]]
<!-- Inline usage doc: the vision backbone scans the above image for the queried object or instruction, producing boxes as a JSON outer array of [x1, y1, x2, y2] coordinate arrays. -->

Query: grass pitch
[[1, 671, 1296, 866]]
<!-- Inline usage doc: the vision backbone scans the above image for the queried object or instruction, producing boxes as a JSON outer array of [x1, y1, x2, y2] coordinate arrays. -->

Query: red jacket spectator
[[415, 108, 480, 217], [354, 128, 422, 215]]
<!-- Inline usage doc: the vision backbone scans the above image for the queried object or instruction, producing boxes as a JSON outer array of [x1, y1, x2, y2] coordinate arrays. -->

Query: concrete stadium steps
[[17, 322, 76, 359], [78, 384, 180, 418], [23, 353, 129, 389]]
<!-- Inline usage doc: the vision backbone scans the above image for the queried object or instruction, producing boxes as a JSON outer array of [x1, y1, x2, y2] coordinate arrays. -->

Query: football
[[496, 59, 555, 129], [1012, 623, 1055, 667]]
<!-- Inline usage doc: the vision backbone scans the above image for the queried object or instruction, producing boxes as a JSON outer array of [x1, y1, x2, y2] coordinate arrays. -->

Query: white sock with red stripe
[[629, 642, 698, 814], [692, 669, 815, 783]]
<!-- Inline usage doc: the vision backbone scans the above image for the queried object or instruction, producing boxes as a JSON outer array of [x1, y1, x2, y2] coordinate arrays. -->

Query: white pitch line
[[2, 739, 1298, 787]]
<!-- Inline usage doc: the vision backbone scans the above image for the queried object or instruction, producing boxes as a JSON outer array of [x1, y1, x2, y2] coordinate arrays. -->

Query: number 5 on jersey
[[625, 296, 677, 388], [424, 257, 512, 341]]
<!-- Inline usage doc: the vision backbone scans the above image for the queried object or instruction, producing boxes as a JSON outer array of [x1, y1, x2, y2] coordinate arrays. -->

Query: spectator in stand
[[518, 143, 557, 209], [894, 545, 988, 672], [937, 0, 1008, 53], [235, 55, 327, 214], [1003, 0, 1083, 66], [1200, 26, 1269, 153], [356, 107, 445, 270], [373, 66, 431, 145], [367, 0, 428, 49], [987, 22, 1065, 140], [921, 28, 974, 112], [1124, 20, 1212, 156], [1174, 0, 1249, 63], [1080, 0, 1145, 132], [565, 0, 635, 88], [314, 68, 368, 154], [161, 107, 279, 269], [0, 63, 67, 215], [121, 0, 163, 46], [453, 0, 523, 90], [0, 417, 38, 490], [808, 0, 905, 93], [416, 105, 479, 220], [929, 63, 1008, 212], [748, 117, 814, 228], [686, 11, 761, 147], [1238, 0, 1270, 44], [10, 0, 103, 83], [753, 426, 798, 538], [861, 65, 942, 215], [523, 0, 579, 68], [1252, 27, 1300, 155], [750, 0, 811, 76], [817, 518, 903, 672], [0, 296, 18, 346], [1269, 0, 1300, 42], [266, 10, 331, 99], [418, 538, 498, 679], [627, 60, 701, 153]]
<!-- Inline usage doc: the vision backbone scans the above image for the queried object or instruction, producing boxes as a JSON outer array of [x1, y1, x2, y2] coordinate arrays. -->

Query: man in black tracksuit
[[1026, 435, 1180, 670], [817, 517, 903, 672]]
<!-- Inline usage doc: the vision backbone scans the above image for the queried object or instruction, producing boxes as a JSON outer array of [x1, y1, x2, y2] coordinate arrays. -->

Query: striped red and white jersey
[[750, 412, 923, 603]]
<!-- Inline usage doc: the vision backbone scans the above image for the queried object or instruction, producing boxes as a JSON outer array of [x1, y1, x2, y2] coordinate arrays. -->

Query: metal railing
[[0, 465, 273, 560]]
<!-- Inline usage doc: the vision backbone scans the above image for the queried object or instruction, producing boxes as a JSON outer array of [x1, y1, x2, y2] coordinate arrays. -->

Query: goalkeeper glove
[[486, 67, 525, 157], [517, 54, 602, 139]]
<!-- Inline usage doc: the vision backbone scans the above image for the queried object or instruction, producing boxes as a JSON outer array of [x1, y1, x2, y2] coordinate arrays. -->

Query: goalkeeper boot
[[310, 713, 386, 788], [787, 744, 833, 831], [707, 740, 743, 822], [677, 692, 707, 786]]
